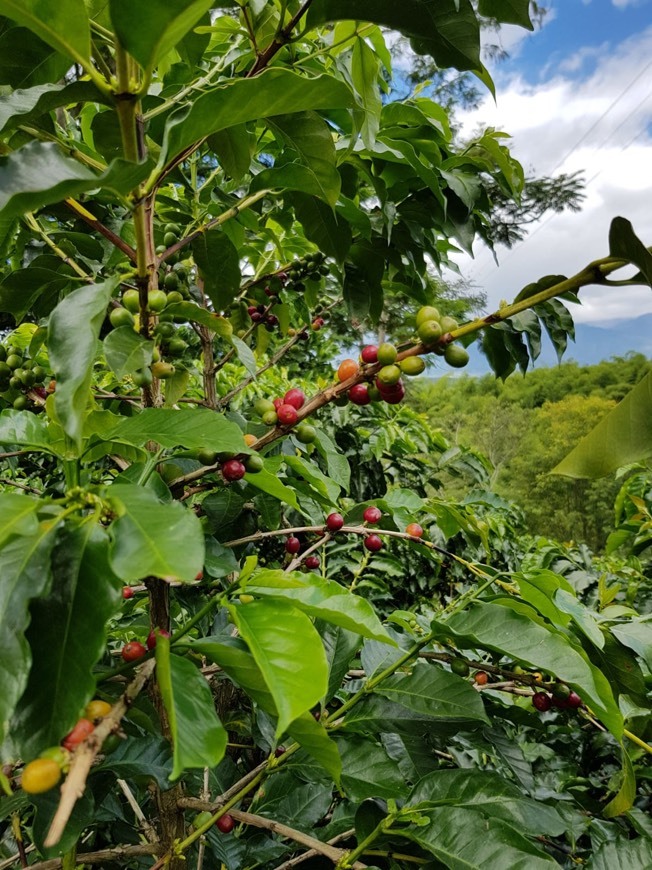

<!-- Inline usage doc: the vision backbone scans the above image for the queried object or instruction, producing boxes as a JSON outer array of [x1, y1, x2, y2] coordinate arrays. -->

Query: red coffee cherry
[[121, 641, 147, 663], [62, 718, 95, 751], [326, 512, 344, 531], [222, 459, 246, 481], [348, 383, 371, 405], [277, 403, 299, 426], [361, 345, 379, 364], [532, 692, 552, 712], [566, 691, 582, 709], [363, 506, 382, 524], [122, 586, 134, 599], [364, 534, 383, 552], [405, 523, 424, 538], [216, 813, 235, 833], [474, 672, 489, 686], [304, 555, 320, 569], [283, 388, 306, 410], [146, 629, 171, 650], [285, 536, 301, 554]]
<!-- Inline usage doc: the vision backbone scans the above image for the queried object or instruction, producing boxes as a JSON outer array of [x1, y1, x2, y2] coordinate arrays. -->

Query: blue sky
[[449, 0, 652, 326]]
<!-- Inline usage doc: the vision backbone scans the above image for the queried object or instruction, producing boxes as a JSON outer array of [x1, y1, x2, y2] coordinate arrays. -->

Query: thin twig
[[45, 659, 157, 847], [247, 0, 316, 77], [117, 778, 159, 843], [64, 198, 137, 263], [285, 533, 330, 571], [18, 845, 158, 870], [273, 829, 356, 869]]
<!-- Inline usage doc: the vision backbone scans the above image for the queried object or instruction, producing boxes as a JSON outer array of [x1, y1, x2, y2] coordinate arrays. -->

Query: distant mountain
[[462, 313, 652, 376]]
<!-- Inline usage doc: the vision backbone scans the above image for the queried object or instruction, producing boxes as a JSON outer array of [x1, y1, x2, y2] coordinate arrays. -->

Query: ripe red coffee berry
[[363, 506, 382, 524], [566, 691, 582, 709], [146, 629, 171, 650], [121, 641, 147, 663], [273, 397, 283, 411], [348, 383, 371, 405], [406, 523, 424, 538], [326, 512, 344, 531], [361, 345, 379, 364], [216, 813, 235, 834], [532, 692, 552, 712], [285, 536, 301, 554], [364, 534, 383, 552], [122, 586, 134, 599], [62, 718, 95, 751], [283, 388, 306, 410], [222, 459, 246, 481], [305, 555, 320, 569], [277, 403, 298, 426]]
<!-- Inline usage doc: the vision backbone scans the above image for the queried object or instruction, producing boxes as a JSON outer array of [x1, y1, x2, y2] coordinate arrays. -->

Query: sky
[[448, 0, 652, 325]]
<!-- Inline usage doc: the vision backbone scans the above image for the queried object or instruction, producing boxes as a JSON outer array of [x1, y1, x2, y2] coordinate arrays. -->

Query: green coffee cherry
[[417, 319, 442, 346], [444, 343, 469, 368], [400, 357, 426, 376], [377, 343, 398, 365], [416, 305, 440, 327], [377, 364, 402, 386]]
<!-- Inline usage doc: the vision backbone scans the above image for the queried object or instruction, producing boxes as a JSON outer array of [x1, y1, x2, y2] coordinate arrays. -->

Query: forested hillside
[[410, 353, 651, 549]]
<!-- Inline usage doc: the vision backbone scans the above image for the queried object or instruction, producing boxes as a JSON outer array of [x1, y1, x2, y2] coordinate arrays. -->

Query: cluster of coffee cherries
[[120, 628, 170, 663], [467, 664, 583, 713], [247, 302, 281, 333], [20, 698, 113, 794], [285, 251, 329, 292], [193, 810, 236, 835], [0, 342, 52, 410], [414, 306, 469, 368], [251, 388, 317, 444], [337, 343, 422, 407]]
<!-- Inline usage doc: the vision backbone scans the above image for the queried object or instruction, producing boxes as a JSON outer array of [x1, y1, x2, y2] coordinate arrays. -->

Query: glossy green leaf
[[433, 601, 622, 736], [192, 230, 241, 310], [103, 327, 155, 378], [108, 407, 247, 453], [242, 466, 304, 514], [320, 622, 361, 702], [231, 335, 257, 377], [9, 524, 121, 758], [156, 637, 227, 780], [287, 712, 341, 783], [610, 619, 652, 670], [48, 276, 118, 452], [0, 518, 58, 749], [254, 112, 341, 205], [165, 302, 233, 336], [292, 192, 352, 263], [604, 742, 636, 818], [163, 70, 355, 163], [334, 735, 408, 800], [554, 372, 652, 478], [96, 735, 172, 791], [312, 429, 350, 492], [108, 484, 204, 582], [284, 454, 341, 505], [0, 24, 71, 89], [588, 837, 652, 870], [231, 599, 328, 737], [306, 0, 483, 72], [0, 143, 151, 220], [109, 0, 214, 72], [208, 124, 252, 184], [0, 81, 105, 137], [477, 0, 533, 28], [190, 636, 277, 714], [555, 589, 605, 649], [246, 570, 394, 644], [404, 806, 557, 869], [609, 216, 652, 287], [375, 662, 489, 724], [0, 493, 39, 547], [0, 410, 57, 454], [0, 0, 91, 68], [0, 266, 70, 322], [351, 38, 382, 148], [408, 770, 565, 835]]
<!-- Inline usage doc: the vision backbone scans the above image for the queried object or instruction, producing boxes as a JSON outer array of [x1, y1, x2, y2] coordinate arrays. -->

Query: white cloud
[[449, 26, 652, 325]]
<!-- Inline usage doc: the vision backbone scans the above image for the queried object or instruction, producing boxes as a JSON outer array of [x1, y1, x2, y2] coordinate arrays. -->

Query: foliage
[[0, 3, 650, 870]]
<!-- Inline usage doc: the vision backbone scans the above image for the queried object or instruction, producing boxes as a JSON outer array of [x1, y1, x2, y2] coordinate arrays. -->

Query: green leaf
[[9, 524, 121, 759], [246, 570, 394, 644], [108, 484, 204, 582], [287, 712, 341, 784], [156, 638, 227, 780], [0, 410, 57, 455], [477, 0, 534, 29], [375, 661, 489, 725], [208, 125, 252, 184], [588, 837, 652, 870], [231, 335, 257, 377], [48, 276, 118, 452], [165, 302, 234, 336], [109, 0, 215, 72], [554, 589, 605, 649], [433, 601, 622, 736], [609, 216, 652, 287], [190, 636, 277, 715], [321, 622, 361, 702], [192, 230, 241, 310], [255, 112, 341, 206], [231, 599, 328, 737], [554, 372, 652, 478], [0, 81, 105, 137], [603, 742, 636, 818], [610, 619, 652, 670], [0, 493, 39, 547], [404, 806, 557, 869], [96, 735, 172, 791], [163, 70, 355, 164], [408, 770, 565, 836], [0, 143, 151, 220], [0, 267, 70, 323], [307, 0, 483, 72], [103, 327, 154, 379], [0, 519, 58, 749], [334, 735, 408, 800], [351, 38, 382, 148], [292, 193, 352, 263], [243, 466, 304, 515], [31, 788, 94, 859], [284, 454, 341, 506], [0, 0, 91, 68], [312, 429, 350, 492], [0, 24, 71, 89], [108, 407, 247, 453]]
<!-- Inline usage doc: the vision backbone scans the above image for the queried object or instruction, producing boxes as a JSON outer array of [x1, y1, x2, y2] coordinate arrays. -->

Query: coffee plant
[[0, 2, 651, 868]]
